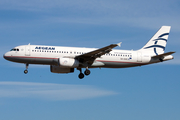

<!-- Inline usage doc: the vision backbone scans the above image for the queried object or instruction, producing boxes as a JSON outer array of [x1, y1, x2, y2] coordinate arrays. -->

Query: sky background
[[0, 0, 180, 120]]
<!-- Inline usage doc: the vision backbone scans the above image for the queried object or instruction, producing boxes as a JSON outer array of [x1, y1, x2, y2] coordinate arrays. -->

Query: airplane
[[3, 26, 175, 79]]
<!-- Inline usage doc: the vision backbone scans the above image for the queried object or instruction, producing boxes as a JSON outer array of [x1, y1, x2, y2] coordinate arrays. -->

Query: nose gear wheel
[[24, 63, 29, 74]]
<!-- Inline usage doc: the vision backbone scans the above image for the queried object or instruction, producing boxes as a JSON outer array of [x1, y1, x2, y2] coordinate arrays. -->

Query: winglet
[[117, 42, 122, 47]]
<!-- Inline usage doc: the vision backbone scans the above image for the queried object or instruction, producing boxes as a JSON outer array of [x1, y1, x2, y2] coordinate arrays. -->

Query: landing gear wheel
[[24, 70, 28, 74], [78, 73, 84, 79], [24, 63, 29, 74], [84, 69, 90, 76]]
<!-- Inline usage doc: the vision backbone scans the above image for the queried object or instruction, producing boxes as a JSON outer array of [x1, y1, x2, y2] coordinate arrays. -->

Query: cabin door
[[25, 45, 30, 56]]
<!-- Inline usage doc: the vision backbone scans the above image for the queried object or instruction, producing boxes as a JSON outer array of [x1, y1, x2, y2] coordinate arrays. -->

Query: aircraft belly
[[4, 56, 58, 65], [96, 61, 141, 68]]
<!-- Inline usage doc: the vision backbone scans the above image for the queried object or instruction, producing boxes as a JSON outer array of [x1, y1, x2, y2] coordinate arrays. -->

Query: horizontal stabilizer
[[152, 51, 175, 58]]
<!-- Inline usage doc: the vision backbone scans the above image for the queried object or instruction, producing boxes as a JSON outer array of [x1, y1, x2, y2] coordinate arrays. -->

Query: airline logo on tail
[[144, 33, 169, 55], [140, 26, 171, 55]]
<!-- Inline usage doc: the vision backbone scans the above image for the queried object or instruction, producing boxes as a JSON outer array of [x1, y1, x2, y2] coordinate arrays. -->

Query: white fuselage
[[4, 44, 167, 68]]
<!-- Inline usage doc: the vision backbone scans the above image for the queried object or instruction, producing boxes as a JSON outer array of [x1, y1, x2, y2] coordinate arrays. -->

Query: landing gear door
[[25, 45, 30, 56], [137, 52, 142, 62]]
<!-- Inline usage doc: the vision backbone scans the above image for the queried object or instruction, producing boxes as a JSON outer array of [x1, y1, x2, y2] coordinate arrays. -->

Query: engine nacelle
[[50, 65, 74, 73], [59, 58, 79, 68]]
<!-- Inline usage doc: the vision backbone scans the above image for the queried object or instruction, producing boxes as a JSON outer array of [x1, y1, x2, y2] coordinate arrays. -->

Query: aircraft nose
[[3, 53, 7, 59], [3, 52, 10, 60]]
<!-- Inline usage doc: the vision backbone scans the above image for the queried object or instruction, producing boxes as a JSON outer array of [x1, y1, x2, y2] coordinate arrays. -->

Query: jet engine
[[58, 58, 79, 68], [50, 65, 74, 73]]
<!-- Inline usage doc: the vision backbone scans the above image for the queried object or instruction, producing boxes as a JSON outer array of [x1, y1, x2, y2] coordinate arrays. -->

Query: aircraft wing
[[75, 42, 121, 66]]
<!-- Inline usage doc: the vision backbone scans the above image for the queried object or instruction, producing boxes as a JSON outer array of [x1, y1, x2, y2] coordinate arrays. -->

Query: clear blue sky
[[0, 0, 180, 120]]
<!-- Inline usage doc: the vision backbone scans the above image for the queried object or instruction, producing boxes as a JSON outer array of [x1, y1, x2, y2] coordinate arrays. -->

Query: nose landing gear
[[24, 63, 29, 74]]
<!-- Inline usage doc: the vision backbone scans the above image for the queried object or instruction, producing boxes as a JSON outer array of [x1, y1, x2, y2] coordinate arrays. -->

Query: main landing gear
[[24, 63, 29, 74], [77, 68, 91, 79]]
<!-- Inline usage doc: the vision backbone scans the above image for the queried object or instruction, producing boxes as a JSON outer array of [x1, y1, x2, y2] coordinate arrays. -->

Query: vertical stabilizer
[[139, 26, 171, 55]]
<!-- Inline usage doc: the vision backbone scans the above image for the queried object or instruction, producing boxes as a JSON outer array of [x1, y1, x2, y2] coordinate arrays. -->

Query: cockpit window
[[10, 48, 19, 51], [10, 49, 15, 51]]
